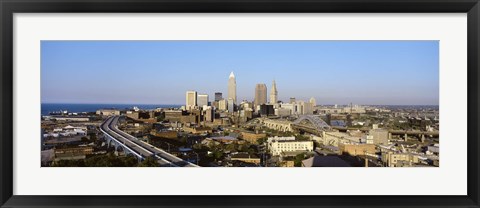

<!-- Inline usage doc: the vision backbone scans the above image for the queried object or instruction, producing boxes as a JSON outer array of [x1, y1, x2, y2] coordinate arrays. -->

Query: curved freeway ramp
[[100, 116, 198, 167]]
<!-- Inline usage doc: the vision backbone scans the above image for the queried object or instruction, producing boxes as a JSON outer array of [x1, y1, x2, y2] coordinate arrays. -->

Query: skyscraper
[[254, 83, 267, 107], [270, 80, 278, 104], [197, 94, 209, 107], [218, 99, 228, 111], [227, 98, 235, 112], [228, 72, 237, 105], [186, 91, 197, 109], [214, 92, 223, 101], [309, 97, 317, 107]]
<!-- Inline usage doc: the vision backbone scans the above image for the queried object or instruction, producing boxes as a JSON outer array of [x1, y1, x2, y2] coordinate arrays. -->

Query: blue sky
[[41, 41, 439, 105]]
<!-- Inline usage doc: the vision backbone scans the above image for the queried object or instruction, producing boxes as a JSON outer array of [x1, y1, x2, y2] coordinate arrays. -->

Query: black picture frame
[[1, 0, 479, 207]]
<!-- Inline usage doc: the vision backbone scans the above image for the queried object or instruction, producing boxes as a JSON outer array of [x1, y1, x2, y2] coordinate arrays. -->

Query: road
[[101, 116, 197, 167]]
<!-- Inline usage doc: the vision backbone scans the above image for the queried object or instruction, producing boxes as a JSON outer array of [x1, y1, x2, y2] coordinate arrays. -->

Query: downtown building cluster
[[184, 71, 318, 122]]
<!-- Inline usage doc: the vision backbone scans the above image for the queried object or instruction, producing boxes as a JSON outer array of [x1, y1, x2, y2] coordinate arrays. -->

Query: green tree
[[82, 153, 139, 167], [192, 143, 203, 150], [53, 159, 86, 167], [296, 135, 310, 141], [85, 153, 123, 167], [247, 147, 256, 156], [238, 144, 249, 152], [213, 151, 223, 160], [225, 143, 237, 152], [178, 136, 187, 144], [256, 137, 267, 145], [88, 133, 98, 142], [156, 114, 165, 122], [81, 136, 90, 143], [207, 150, 223, 161], [123, 155, 139, 167], [294, 153, 306, 167], [139, 156, 159, 167]]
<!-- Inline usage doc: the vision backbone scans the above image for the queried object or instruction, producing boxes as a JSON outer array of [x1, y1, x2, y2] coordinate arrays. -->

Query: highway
[[331, 126, 439, 137], [101, 116, 197, 167]]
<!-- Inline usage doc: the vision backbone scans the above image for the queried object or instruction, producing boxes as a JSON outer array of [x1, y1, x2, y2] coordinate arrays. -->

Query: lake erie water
[[41, 103, 181, 116]]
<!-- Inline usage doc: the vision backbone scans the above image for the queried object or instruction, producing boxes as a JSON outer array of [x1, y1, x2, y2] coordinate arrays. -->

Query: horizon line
[[41, 102, 439, 106]]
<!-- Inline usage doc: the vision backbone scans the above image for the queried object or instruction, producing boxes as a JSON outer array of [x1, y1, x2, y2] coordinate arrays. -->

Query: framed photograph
[[1, 0, 479, 207]]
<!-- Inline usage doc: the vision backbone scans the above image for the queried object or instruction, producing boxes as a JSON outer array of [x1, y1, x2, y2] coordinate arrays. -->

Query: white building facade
[[267, 136, 314, 156]]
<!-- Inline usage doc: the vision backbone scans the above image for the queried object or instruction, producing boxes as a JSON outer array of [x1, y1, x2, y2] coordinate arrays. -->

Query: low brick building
[[240, 131, 266, 143], [339, 143, 376, 156]]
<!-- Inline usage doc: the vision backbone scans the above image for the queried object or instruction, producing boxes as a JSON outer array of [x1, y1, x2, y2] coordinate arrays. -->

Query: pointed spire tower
[[270, 79, 278, 104], [228, 71, 237, 105]]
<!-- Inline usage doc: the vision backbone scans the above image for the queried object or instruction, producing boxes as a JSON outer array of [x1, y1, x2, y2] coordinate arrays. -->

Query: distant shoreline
[[41, 103, 183, 116]]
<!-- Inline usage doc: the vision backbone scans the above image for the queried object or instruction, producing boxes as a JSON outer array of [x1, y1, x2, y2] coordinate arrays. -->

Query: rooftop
[[210, 136, 238, 141], [231, 153, 259, 159], [302, 156, 351, 167]]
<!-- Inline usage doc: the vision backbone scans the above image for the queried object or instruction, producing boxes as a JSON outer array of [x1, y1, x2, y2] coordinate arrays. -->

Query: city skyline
[[41, 41, 439, 105]]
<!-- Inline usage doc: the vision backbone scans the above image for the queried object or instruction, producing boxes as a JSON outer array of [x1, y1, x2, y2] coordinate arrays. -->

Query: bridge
[[292, 115, 332, 135], [331, 126, 439, 137], [100, 116, 198, 167], [263, 119, 293, 132], [242, 117, 265, 128]]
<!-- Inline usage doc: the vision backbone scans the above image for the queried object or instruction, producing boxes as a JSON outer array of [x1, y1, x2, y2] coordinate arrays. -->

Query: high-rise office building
[[228, 72, 237, 105], [227, 98, 235, 112], [270, 80, 278, 104], [309, 97, 317, 107], [255, 83, 267, 107], [218, 99, 228, 111], [186, 91, 197, 109], [197, 94, 209, 108], [214, 92, 223, 101]]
